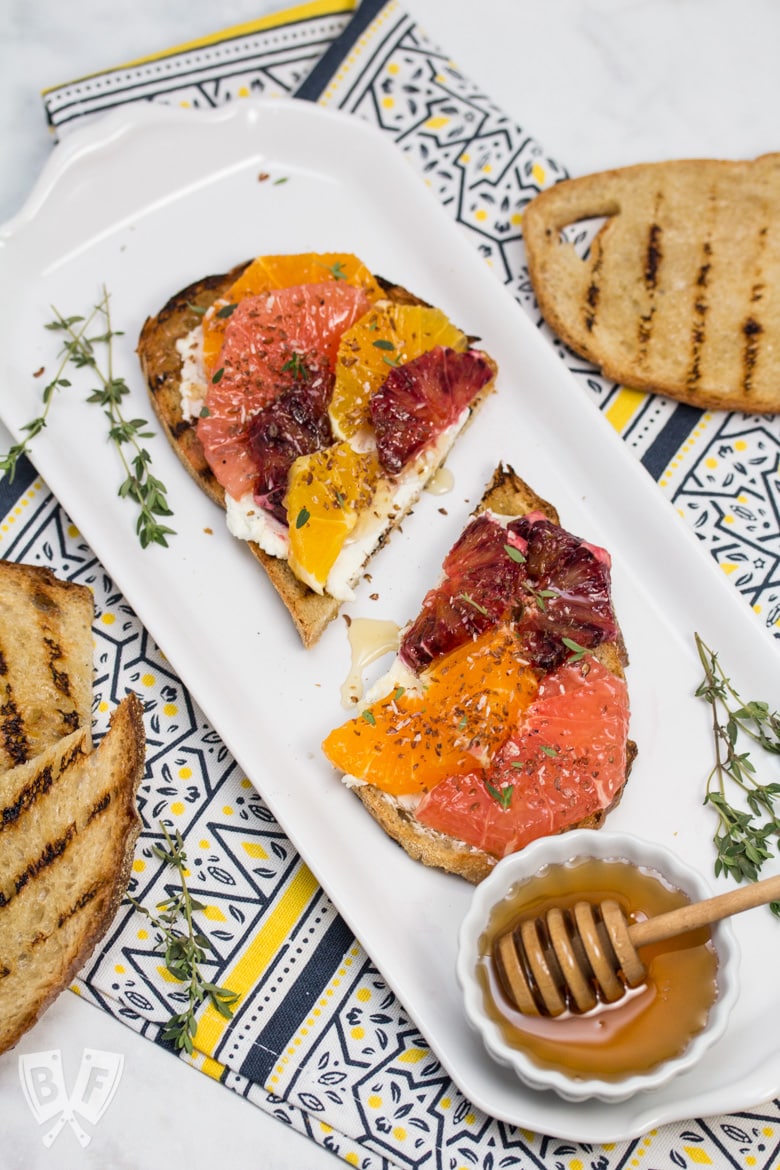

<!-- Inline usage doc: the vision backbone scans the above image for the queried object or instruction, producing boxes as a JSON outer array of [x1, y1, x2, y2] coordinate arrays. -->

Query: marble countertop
[[1, 0, 779, 1166]]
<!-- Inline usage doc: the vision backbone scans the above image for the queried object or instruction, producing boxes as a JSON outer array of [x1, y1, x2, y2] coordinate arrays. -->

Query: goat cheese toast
[[323, 465, 636, 884], [137, 253, 497, 646]]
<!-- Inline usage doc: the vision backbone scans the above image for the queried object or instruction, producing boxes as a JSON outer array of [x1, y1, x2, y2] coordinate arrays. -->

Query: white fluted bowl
[[456, 830, 740, 1102]]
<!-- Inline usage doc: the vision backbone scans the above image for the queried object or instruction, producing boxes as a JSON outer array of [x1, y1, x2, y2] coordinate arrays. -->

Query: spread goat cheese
[[176, 325, 207, 422]]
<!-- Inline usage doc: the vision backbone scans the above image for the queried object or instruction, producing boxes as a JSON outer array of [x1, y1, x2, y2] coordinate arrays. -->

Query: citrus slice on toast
[[415, 657, 629, 856], [197, 282, 371, 503], [321, 625, 538, 795], [329, 302, 469, 439], [370, 346, 496, 475], [286, 442, 381, 594], [400, 513, 618, 674], [202, 252, 382, 375]]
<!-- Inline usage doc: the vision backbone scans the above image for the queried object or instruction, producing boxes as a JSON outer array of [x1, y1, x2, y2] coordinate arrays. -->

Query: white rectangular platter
[[1, 99, 778, 1142]]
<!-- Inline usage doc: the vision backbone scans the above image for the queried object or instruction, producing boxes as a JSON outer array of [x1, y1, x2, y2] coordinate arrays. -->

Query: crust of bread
[[0, 692, 145, 1054], [137, 264, 496, 647], [349, 463, 635, 884], [354, 706, 637, 886], [522, 153, 780, 413]]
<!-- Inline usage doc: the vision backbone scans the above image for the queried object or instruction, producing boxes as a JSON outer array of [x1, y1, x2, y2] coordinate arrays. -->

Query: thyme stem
[[0, 306, 101, 481], [129, 822, 239, 1054], [64, 288, 176, 548]]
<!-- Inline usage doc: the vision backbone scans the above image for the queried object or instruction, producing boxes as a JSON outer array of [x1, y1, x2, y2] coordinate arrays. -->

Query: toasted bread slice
[[523, 153, 780, 413], [0, 693, 145, 1054], [336, 465, 635, 884], [0, 562, 93, 770], [138, 263, 496, 646]]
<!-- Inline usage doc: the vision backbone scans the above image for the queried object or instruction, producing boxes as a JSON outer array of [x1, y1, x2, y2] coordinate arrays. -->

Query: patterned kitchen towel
[[42, 0, 356, 131], [10, 0, 778, 1167]]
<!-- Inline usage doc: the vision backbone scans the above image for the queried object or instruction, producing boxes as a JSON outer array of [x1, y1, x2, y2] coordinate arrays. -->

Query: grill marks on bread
[[683, 214, 770, 396], [636, 195, 664, 366], [741, 224, 769, 394], [687, 239, 713, 390], [0, 564, 93, 771], [0, 727, 90, 904], [523, 153, 780, 413], [0, 694, 145, 1052]]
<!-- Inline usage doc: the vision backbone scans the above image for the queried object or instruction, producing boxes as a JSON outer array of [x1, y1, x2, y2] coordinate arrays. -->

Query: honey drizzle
[[340, 618, 400, 707], [425, 465, 454, 495]]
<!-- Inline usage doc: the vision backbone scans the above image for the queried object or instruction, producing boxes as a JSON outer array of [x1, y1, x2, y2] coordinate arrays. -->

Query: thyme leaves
[[129, 823, 239, 1053], [695, 633, 780, 912], [1, 289, 175, 548]]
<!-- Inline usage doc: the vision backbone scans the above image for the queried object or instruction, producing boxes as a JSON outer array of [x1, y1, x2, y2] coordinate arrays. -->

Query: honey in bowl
[[478, 857, 719, 1082]]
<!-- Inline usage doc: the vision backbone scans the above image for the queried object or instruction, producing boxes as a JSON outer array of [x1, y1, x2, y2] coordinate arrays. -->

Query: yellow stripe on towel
[[41, 0, 357, 92], [193, 861, 320, 1056], [605, 386, 646, 434]]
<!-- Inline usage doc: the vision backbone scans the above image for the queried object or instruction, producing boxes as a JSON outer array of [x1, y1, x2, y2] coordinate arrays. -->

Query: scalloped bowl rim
[[456, 829, 741, 1103]]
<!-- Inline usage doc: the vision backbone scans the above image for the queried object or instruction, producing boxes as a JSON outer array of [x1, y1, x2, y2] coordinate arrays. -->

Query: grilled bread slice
[[0, 692, 145, 1054], [325, 466, 635, 884], [0, 562, 93, 770], [523, 153, 780, 413], [137, 262, 496, 647], [0, 560, 146, 1053]]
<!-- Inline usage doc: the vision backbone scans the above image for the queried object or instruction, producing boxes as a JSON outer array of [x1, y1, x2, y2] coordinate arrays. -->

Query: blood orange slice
[[321, 626, 538, 796], [197, 282, 371, 503], [329, 303, 468, 439], [415, 657, 629, 858], [400, 513, 618, 674], [247, 376, 333, 525], [399, 514, 526, 673], [508, 515, 618, 671], [202, 253, 382, 375], [370, 347, 494, 475]]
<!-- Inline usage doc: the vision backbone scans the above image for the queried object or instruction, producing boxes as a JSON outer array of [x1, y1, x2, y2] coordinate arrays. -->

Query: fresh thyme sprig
[[0, 305, 102, 482], [695, 632, 780, 913], [129, 823, 240, 1053], [57, 290, 175, 548], [0, 289, 175, 549]]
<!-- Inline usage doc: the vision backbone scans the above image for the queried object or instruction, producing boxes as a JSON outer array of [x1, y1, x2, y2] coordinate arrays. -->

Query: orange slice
[[202, 252, 383, 375], [329, 302, 468, 439], [322, 626, 538, 795], [285, 442, 381, 593]]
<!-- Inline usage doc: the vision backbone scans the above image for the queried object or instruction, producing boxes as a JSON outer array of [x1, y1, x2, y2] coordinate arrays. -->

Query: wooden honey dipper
[[494, 871, 780, 1017]]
